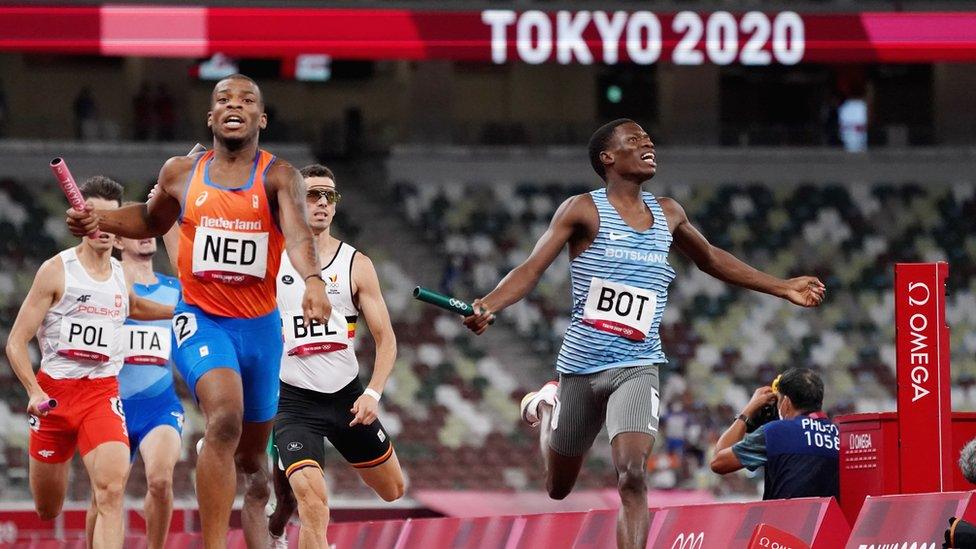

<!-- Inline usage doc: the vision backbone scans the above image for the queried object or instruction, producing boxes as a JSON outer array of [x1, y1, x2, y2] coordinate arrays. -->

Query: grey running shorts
[[549, 365, 661, 457]]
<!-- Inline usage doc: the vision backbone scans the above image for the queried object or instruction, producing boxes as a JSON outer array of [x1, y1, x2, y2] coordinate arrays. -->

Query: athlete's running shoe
[[520, 381, 558, 427], [269, 532, 288, 549]]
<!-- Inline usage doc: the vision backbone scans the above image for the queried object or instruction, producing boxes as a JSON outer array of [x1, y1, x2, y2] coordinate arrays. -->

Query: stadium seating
[[1, 168, 974, 505], [389, 176, 976, 494]]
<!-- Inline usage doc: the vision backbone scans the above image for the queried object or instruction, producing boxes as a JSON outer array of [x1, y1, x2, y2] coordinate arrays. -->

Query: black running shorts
[[273, 378, 393, 477]]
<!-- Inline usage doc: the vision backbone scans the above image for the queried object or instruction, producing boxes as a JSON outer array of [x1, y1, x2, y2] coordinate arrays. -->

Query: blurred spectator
[[155, 84, 176, 141], [73, 86, 97, 140], [838, 96, 868, 152], [132, 82, 152, 140], [440, 256, 463, 296], [820, 92, 841, 147], [0, 79, 7, 138], [960, 438, 976, 484], [710, 368, 839, 501], [345, 107, 363, 157], [263, 104, 281, 141]]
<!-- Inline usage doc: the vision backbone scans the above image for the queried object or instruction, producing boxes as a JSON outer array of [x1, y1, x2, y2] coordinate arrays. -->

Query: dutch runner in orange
[[66, 75, 331, 548]]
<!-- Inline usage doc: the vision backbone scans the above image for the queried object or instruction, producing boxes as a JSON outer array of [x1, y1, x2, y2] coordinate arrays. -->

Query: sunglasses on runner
[[306, 188, 341, 204]]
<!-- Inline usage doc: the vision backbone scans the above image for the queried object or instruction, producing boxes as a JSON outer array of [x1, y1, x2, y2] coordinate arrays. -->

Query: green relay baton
[[413, 287, 494, 324]]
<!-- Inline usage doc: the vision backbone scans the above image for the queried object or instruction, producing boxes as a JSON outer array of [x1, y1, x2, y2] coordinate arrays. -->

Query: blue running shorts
[[123, 387, 184, 461], [172, 301, 283, 423]]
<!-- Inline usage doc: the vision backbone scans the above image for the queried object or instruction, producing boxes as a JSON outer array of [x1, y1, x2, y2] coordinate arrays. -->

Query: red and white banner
[[0, 6, 975, 63], [895, 262, 951, 494]]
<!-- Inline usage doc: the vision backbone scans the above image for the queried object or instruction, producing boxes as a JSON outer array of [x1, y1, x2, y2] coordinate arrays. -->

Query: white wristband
[[363, 388, 382, 402]]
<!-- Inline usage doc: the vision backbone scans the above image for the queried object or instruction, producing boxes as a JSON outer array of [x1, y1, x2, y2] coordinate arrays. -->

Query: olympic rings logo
[[670, 532, 705, 549]]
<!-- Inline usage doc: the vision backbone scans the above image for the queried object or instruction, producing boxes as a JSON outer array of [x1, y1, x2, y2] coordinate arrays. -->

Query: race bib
[[124, 325, 171, 365], [582, 278, 657, 342], [282, 309, 348, 356], [58, 319, 116, 362], [192, 226, 268, 284]]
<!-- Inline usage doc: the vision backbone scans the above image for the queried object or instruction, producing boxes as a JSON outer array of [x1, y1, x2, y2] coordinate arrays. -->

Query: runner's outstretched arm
[[66, 157, 188, 239], [464, 195, 589, 335], [660, 197, 826, 308], [144, 182, 181, 274]]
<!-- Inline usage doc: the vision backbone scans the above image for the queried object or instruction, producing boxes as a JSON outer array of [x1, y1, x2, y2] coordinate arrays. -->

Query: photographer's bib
[[582, 278, 657, 342], [192, 227, 268, 284], [123, 325, 171, 365]]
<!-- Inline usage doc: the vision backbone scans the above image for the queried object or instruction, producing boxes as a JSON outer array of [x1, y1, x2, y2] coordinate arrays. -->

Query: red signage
[[748, 523, 810, 549], [647, 498, 849, 549], [895, 262, 951, 493], [0, 7, 975, 63], [846, 491, 976, 548]]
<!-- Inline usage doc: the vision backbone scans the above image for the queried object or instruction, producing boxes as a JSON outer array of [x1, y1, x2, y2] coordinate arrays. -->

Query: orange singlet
[[178, 150, 284, 318]]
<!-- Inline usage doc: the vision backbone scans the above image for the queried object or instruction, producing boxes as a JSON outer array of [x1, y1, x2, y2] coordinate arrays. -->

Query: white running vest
[[277, 243, 360, 393], [38, 248, 129, 379]]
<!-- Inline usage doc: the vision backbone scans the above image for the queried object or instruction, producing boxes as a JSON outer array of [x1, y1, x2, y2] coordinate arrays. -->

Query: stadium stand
[[1, 145, 974, 507], [387, 173, 976, 495]]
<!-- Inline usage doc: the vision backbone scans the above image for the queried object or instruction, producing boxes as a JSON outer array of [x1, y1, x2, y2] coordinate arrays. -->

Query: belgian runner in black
[[268, 165, 404, 549]]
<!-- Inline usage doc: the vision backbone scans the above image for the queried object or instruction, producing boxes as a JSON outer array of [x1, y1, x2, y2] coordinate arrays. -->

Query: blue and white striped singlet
[[554, 188, 676, 375]]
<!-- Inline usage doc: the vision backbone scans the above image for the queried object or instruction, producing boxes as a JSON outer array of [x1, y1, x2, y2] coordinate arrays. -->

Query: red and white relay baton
[[50, 157, 100, 238]]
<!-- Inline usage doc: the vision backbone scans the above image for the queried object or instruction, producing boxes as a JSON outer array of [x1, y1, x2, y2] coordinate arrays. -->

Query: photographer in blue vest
[[710, 368, 839, 500]]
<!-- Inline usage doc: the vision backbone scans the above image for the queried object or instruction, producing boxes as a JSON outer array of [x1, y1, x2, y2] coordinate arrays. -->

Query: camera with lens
[[745, 375, 782, 433]]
